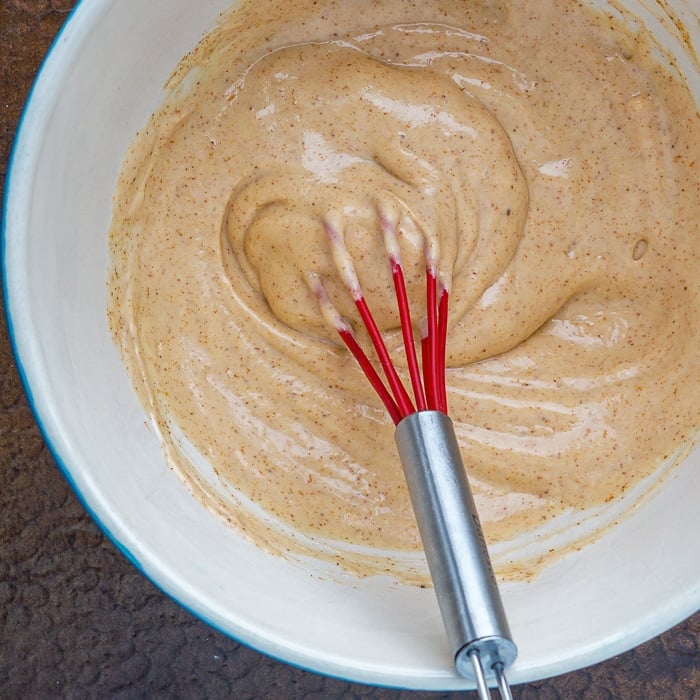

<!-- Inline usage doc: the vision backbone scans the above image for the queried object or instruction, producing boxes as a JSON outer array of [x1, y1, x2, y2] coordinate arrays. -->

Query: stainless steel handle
[[394, 410, 517, 689]]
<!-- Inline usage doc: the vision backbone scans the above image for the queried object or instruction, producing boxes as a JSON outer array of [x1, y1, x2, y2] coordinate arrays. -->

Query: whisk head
[[311, 209, 518, 700], [310, 210, 449, 424]]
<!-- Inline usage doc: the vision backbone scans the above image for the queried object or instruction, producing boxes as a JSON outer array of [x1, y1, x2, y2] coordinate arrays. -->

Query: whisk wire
[[437, 284, 449, 412], [337, 325, 403, 424], [354, 295, 416, 419], [391, 259, 428, 412], [425, 269, 440, 410]]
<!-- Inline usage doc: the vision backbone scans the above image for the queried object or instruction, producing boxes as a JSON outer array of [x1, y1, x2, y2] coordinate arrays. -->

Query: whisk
[[311, 211, 517, 700]]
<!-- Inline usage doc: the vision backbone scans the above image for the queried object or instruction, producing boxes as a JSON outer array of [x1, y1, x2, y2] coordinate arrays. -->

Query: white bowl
[[3, 0, 700, 690]]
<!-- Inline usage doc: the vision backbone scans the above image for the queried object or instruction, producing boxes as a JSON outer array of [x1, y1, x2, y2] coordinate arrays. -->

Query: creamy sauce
[[108, 0, 700, 582]]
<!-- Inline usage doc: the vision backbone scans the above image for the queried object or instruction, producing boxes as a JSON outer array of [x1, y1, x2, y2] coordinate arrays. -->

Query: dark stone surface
[[1, 2, 698, 697]]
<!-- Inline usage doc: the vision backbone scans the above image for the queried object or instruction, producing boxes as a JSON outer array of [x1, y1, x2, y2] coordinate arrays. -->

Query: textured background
[[1, 1, 699, 698]]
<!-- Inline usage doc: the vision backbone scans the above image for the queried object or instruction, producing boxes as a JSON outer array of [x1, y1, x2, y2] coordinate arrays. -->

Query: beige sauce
[[108, 0, 700, 582]]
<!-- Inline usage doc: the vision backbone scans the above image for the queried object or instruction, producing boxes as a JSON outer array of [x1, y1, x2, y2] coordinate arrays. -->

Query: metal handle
[[394, 410, 517, 689]]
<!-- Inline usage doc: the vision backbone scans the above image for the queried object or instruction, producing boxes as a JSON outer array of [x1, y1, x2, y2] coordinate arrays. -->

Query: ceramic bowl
[[4, 0, 700, 690]]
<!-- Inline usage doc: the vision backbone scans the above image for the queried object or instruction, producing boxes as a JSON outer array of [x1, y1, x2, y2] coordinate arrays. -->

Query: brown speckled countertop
[[1, 2, 698, 698]]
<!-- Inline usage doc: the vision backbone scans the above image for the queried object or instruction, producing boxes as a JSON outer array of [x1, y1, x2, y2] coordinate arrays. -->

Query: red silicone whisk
[[311, 212, 517, 700]]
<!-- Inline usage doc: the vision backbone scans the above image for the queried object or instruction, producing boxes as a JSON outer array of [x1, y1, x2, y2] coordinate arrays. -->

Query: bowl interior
[[4, 0, 700, 689]]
